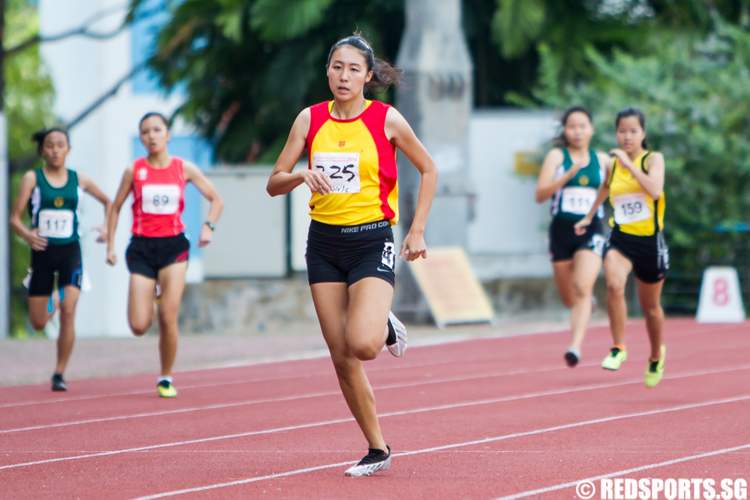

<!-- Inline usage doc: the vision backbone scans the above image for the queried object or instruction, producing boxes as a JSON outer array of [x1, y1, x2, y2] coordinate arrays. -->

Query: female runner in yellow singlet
[[267, 34, 437, 476]]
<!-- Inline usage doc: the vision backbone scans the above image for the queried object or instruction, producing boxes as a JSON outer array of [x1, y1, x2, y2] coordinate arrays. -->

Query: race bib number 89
[[613, 193, 651, 224], [142, 184, 180, 214], [38, 209, 74, 238], [561, 187, 596, 215], [312, 152, 361, 194]]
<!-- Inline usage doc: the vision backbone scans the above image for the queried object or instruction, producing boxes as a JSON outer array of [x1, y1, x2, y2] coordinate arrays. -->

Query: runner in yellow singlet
[[575, 108, 669, 388]]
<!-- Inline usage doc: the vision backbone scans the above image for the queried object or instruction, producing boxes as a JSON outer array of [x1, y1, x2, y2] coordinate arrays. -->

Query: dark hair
[[326, 34, 402, 91], [555, 106, 592, 147], [31, 127, 69, 155], [139, 111, 170, 130], [615, 107, 648, 149]]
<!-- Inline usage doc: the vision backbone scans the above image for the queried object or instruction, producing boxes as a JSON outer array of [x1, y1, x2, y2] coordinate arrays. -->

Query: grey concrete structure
[[395, 0, 474, 317]]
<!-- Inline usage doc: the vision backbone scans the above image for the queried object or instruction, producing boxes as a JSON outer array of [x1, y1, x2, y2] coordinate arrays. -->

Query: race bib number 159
[[613, 193, 651, 224], [312, 152, 361, 194]]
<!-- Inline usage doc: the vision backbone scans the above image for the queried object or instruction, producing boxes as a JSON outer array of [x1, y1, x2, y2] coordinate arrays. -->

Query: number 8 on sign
[[713, 277, 729, 306]]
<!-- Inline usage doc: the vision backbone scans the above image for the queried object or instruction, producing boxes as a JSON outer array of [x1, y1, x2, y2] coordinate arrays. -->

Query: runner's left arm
[[78, 173, 112, 243], [184, 162, 224, 247], [385, 107, 438, 261], [610, 149, 665, 199]]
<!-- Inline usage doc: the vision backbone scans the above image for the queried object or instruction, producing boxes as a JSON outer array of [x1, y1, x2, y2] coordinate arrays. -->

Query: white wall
[[467, 110, 557, 278], [40, 0, 202, 336], [203, 167, 286, 278]]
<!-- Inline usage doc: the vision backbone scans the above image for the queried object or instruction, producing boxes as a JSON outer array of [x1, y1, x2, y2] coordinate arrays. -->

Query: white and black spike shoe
[[344, 445, 392, 477], [386, 312, 408, 358]]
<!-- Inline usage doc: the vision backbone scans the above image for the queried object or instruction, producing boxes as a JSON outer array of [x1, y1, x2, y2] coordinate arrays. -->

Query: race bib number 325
[[312, 152, 361, 194], [613, 193, 651, 224], [38, 209, 74, 238], [142, 184, 180, 214]]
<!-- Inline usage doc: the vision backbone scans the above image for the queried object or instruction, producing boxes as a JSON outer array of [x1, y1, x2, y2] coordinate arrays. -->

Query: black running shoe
[[344, 445, 392, 477], [51, 373, 67, 392], [564, 348, 580, 367]]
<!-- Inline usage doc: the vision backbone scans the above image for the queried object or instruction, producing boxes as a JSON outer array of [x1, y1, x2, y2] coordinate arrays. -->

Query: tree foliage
[[526, 18, 750, 309], [5, 0, 56, 336], [488, 0, 750, 97], [128, 0, 403, 163], [130, 0, 750, 164]]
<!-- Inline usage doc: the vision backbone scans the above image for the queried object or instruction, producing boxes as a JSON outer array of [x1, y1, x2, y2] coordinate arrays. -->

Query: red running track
[[1, 319, 749, 499]]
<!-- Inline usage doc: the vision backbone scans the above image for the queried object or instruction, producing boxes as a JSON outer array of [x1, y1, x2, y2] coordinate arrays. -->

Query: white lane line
[[1, 364, 748, 471], [133, 395, 750, 499], [4, 360, 747, 434], [0, 353, 525, 410], [2, 321, 741, 409], [497, 443, 750, 499], [0, 361, 603, 434]]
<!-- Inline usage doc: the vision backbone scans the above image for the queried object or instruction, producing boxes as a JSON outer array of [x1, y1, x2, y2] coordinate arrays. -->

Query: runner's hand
[[573, 217, 592, 236], [26, 228, 48, 251], [199, 224, 213, 248], [300, 169, 332, 194], [94, 225, 107, 243], [401, 232, 427, 261], [609, 149, 634, 171], [106, 249, 117, 266]]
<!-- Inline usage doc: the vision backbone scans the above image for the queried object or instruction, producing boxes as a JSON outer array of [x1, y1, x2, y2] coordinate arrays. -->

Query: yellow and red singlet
[[305, 99, 399, 226]]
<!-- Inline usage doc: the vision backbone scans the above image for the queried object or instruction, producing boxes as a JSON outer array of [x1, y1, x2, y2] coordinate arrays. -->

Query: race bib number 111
[[561, 187, 596, 215]]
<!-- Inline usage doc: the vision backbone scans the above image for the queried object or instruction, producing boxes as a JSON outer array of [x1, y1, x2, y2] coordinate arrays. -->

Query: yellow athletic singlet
[[305, 100, 399, 226], [608, 151, 666, 236]]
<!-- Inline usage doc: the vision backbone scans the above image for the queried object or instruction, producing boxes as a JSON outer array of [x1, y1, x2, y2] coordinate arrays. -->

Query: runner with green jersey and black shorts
[[10, 128, 111, 391], [536, 107, 609, 367]]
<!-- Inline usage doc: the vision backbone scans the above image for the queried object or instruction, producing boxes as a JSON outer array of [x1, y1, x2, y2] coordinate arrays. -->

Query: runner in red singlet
[[106, 112, 223, 398]]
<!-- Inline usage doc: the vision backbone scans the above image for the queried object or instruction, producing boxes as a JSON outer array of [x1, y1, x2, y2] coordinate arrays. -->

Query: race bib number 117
[[38, 209, 74, 238]]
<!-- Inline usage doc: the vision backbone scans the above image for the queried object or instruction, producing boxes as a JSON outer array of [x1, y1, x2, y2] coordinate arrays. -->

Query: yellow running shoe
[[157, 380, 177, 398], [644, 345, 666, 388], [601, 347, 627, 370]]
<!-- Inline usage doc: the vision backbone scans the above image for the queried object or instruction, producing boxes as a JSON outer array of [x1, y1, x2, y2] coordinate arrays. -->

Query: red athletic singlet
[[131, 157, 186, 237]]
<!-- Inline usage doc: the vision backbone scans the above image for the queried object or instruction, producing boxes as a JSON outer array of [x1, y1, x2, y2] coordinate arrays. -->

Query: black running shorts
[[126, 234, 190, 279], [605, 229, 669, 284], [549, 217, 606, 262], [28, 241, 83, 296], [306, 220, 396, 287]]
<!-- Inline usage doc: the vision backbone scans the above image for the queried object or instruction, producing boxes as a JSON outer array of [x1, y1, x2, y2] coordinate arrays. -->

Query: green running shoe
[[601, 347, 627, 371], [157, 379, 177, 398], [644, 345, 666, 388]]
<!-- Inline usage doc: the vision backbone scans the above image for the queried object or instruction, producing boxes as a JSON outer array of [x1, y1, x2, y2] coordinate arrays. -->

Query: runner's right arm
[[9, 170, 48, 251], [535, 148, 582, 203], [574, 158, 613, 235], [266, 108, 332, 196], [106, 167, 134, 266]]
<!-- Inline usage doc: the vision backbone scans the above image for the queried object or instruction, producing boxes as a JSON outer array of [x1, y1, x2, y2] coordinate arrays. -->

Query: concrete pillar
[[395, 0, 474, 317]]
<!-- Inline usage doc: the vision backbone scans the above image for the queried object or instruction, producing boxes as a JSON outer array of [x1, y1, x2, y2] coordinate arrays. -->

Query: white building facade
[[40, 0, 211, 337]]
